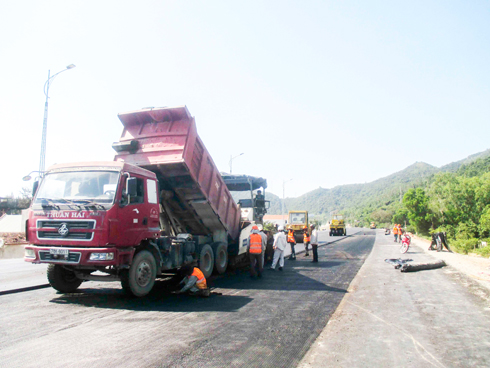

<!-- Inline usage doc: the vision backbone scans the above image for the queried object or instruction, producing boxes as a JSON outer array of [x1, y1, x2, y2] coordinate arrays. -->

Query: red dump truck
[[24, 106, 267, 297]]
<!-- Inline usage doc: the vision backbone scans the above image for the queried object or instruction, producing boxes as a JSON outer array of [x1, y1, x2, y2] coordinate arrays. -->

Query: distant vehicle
[[370, 222, 377, 229], [286, 211, 309, 243], [329, 214, 346, 236]]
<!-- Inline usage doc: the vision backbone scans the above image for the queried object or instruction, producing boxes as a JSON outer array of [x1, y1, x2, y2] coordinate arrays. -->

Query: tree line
[[392, 156, 490, 256]]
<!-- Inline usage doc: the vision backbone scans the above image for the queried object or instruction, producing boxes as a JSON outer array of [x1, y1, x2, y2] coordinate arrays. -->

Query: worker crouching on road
[[303, 226, 310, 257], [175, 264, 210, 297], [287, 228, 296, 260], [270, 226, 287, 271], [248, 225, 265, 278]]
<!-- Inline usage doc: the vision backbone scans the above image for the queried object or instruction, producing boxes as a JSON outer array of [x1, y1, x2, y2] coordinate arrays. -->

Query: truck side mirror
[[127, 177, 137, 197]]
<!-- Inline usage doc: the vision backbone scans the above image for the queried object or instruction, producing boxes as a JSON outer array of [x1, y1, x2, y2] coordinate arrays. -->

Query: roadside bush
[[455, 222, 478, 240], [406, 225, 417, 234], [450, 238, 479, 255]]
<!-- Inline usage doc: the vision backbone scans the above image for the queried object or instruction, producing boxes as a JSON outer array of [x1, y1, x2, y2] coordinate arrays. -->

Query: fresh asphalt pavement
[[0, 229, 372, 368], [299, 229, 490, 368]]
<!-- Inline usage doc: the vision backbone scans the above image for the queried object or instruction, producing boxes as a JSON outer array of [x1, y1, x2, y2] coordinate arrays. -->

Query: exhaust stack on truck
[[24, 106, 267, 297]]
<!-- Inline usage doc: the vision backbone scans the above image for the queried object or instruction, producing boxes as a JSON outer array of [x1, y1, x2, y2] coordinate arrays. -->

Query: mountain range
[[258, 148, 490, 223]]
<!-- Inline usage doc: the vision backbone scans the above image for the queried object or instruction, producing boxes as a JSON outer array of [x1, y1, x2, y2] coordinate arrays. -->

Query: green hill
[[261, 148, 490, 226]]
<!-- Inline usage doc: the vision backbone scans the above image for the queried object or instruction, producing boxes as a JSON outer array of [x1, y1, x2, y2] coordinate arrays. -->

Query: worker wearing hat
[[303, 225, 310, 257], [270, 225, 287, 271], [248, 225, 265, 278], [287, 227, 297, 260]]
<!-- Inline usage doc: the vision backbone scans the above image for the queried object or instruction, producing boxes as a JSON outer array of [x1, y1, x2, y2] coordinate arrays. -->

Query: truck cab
[[25, 161, 160, 264]]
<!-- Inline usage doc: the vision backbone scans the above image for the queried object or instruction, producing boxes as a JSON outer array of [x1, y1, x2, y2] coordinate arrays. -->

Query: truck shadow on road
[[49, 286, 254, 312], [48, 259, 347, 311]]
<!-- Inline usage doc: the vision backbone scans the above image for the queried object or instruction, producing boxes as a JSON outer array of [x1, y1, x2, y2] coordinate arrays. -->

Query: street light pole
[[282, 178, 293, 224], [39, 64, 76, 177], [229, 152, 244, 174]]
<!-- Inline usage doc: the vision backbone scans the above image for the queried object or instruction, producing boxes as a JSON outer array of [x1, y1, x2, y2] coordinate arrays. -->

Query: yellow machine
[[329, 214, 346, 236], [286, 211, 309, 243], [370, 222, 377, 229]]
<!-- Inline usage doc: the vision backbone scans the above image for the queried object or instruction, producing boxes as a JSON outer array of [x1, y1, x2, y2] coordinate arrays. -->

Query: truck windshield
[[289, 213, 305, 224], [34, 171, 119, 206]]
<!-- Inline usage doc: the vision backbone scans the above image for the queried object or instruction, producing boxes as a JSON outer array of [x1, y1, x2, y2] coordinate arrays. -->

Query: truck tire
[[199, 244, 214, 279], [329, 231, 332, 236], [294, 234, 303, 244], [47, 264, 83, 293], [121, 250, 157, 297], [213, 243, 228, 274]]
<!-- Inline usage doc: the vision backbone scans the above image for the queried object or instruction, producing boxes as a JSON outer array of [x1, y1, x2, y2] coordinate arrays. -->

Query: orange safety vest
[[304, 232, 310, 243], [191, 268, 207, 289], [393, 226, 399, 234], [287, 230, 296, 244], [249, 233, 262, 254]]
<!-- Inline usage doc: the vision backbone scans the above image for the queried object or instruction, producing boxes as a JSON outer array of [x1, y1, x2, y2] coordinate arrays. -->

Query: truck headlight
[[90, 252, 114, 261], [25, 248, 36, 258]]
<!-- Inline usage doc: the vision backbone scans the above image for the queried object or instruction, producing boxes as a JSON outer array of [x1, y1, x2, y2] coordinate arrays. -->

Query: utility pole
[[39, 64, 76, 177], [282, 179, 293, 225]]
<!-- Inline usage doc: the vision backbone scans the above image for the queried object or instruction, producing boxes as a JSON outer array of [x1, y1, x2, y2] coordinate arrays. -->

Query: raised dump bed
[[113, 106, 240, 241]]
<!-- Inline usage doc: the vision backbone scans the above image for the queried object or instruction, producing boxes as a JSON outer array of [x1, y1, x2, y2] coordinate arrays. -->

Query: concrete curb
[[0, 243, 26, 259]]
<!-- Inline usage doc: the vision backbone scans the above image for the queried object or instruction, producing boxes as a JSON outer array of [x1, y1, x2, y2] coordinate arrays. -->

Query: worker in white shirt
[[310, 224, 319, 263], [270, 226, 287, 271]]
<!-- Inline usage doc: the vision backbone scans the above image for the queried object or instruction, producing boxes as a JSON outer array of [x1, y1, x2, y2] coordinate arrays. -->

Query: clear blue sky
[[1, 1, 489, 198]]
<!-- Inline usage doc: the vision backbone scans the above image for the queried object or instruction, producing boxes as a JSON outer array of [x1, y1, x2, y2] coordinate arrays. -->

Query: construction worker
[[257, 224, 268, 266], [393, 224, 399, 243], [175, 264, 210, 297], [270, 226, 287, 271], [397, 224, 403, 243], [303, 225, 310, 257], [287, 228, 296, 260], [310, 224, 319, 263], [248, 225, 265, 278]]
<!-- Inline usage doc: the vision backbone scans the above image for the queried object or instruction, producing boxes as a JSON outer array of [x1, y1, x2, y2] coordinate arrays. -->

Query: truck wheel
[[329, 231, 332, 236], [47, 264, 83, 293], [199, 244, 214, 279], [121, 250, 156, 297], [213, 243, 228, 274], [294, 234, 303, 243]]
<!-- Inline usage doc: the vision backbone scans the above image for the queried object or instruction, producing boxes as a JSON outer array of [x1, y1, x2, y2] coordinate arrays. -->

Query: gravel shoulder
[[298, 229, 490, 368], [411, 235, 490, 292]]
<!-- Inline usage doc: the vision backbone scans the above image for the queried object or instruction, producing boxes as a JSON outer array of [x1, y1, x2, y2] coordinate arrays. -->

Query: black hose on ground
[[400, 260, 446, 272]]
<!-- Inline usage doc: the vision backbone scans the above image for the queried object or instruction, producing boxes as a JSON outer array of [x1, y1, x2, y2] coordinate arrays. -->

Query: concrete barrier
[[0, 243, 26, 259]]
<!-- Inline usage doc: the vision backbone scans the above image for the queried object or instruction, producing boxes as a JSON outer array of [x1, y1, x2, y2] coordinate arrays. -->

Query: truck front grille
[[36, 220, 96, 241]]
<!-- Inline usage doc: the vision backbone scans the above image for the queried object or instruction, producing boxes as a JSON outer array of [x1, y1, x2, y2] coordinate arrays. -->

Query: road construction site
[[1, 229, 490, 367]]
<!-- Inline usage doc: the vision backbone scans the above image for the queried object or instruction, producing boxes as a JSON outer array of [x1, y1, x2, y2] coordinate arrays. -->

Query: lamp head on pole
[[66, 64, 76, 69]]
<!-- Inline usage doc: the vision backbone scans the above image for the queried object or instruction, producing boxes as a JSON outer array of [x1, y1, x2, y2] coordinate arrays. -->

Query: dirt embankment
[[0, 232, 26, 245], [0, 233, 27, 259]]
